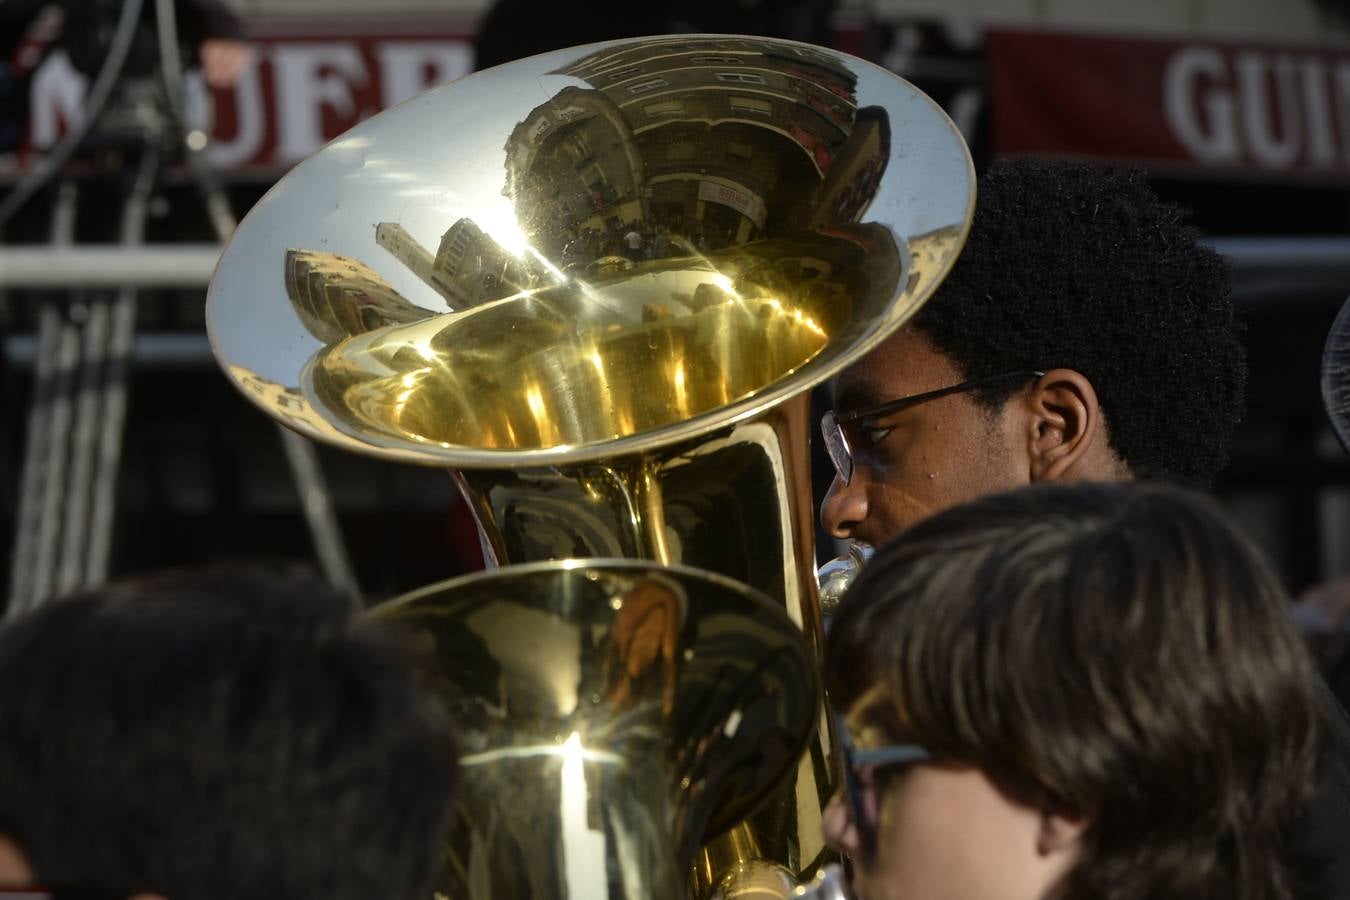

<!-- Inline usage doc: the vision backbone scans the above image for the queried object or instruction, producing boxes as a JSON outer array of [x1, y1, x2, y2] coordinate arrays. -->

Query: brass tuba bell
[[207, 33, 974, 897], [370, 559, 820, 899]]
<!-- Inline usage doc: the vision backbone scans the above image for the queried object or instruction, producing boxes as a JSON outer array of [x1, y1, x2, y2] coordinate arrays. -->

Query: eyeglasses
[[820, 371, 1046, 484], [836, 714, 931, 856]]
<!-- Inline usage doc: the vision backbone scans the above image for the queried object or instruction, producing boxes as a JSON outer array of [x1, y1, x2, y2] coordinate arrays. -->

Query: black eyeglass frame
[[821, 370, 1046, 484], [836, 713, 931, 857]]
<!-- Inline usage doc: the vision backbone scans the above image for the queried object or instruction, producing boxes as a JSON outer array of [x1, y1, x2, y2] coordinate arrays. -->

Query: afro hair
[[909, 158, 1245, 488]]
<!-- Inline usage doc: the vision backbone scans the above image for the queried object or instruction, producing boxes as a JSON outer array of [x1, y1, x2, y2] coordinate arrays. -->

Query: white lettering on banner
[[272, 43, 370, 163], [206, 59, 267, 169], [16, 35, 552, 169], [1236, 53, 1301, 168], [1164, 44, 1350, 172], [1164, 47, 1240, 163], [376, 42, 473, 108]]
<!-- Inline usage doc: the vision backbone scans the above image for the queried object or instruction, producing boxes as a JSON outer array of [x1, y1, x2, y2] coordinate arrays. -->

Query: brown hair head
[[825, 481, 1324, 900]]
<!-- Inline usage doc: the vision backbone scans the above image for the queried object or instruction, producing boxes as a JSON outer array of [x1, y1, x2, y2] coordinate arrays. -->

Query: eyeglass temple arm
[[833, 370, 1046, 425], [851, 745, 931, 767]]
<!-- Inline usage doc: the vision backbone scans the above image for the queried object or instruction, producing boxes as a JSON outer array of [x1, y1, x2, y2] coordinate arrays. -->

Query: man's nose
[[821, 473, 867, 539]]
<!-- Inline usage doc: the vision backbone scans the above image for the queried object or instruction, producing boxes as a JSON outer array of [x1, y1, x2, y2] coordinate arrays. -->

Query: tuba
[[370, 559, 820, 899], [207, 34, 974, 897]]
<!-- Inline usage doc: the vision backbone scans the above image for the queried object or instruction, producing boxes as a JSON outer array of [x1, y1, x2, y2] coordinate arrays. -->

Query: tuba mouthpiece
[[817, 542, 875, 616]]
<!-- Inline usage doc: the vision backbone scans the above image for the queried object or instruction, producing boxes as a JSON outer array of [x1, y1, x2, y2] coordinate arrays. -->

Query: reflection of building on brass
[[376, 219, 552, 309], [283, 248, 433, 344], [373, 223, 460, 304], [807, 107, 889, 230], [505, 86, 648, 263], [434, 218, 551, 305], [898, 223, 966, 300], [226, 364, 351, 442], [501, 36, 889, 268]]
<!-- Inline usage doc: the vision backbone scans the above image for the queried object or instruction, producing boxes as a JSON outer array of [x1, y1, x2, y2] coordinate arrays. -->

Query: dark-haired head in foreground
[[824, 481, 1324, 900], [0, 567, 457, 900], [820, 158, 1244, 544]]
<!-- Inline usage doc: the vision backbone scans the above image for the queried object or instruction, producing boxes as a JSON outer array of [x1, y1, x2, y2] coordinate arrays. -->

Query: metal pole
[[55, 297, 111, 595], [278, 429, 360, 602], [1202, 236, 1350, 270], [85, 145, 160, 587], [28, 310, 80, 609], [7, 308, 62, 611], [7, 182, 79, 615], [0, 245, 222, 288]]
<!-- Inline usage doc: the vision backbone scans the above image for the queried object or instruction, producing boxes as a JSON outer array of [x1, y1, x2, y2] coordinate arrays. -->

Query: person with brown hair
[[823, 482, 1334, 900]]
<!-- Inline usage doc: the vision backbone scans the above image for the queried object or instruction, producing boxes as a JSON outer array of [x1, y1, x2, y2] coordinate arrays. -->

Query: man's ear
[[1020, 369, 1104, 482]]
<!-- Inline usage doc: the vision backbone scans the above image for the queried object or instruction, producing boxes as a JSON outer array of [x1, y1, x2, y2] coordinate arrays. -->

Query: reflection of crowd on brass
[[503, 38, 888, 269]]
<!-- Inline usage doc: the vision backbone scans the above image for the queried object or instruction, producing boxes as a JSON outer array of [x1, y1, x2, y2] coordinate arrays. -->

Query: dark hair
[[910, 159, 1244, 487], [0, 566, 457, 900], [825, 482, 1323, 900]]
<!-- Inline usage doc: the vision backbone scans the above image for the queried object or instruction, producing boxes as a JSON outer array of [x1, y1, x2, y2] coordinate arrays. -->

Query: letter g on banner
[[1165, 46, 1242, 164]]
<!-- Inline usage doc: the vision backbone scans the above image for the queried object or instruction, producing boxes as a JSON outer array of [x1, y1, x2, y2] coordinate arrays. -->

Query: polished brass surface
[[206, 32, 975, 899], [816, 542, 874, 617], [302, 230, 889, 456], [208, 35, 974, 467], [705, 860, 799, 899], [371, 560, 819, 900], [449, 390, 838, 893]]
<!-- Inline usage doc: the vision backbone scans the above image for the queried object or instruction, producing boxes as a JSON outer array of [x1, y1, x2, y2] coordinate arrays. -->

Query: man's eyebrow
[[831, 376, 889, 414]]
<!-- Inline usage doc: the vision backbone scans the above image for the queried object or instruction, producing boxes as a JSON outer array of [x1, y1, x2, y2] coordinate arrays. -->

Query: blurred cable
[[0, 0, 145, 230]]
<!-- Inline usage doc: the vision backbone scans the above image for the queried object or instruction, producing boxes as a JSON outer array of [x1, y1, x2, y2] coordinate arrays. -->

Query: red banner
[[988, 29, 1350, 179], [16, 15, 477, 173]]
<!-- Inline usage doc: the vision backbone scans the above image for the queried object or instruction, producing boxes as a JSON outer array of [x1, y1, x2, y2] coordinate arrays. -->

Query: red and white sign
[[698, 179, 768, 228], [18, 16, 476, 173], [988, 30, 1350, 179]]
